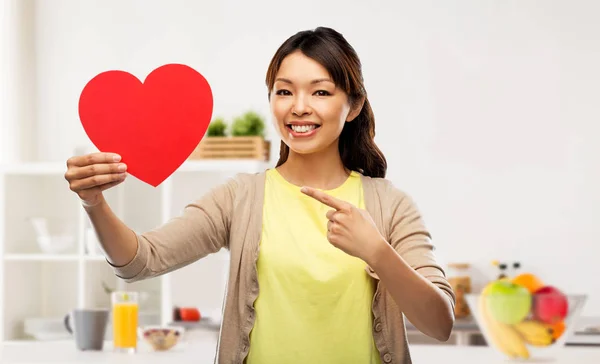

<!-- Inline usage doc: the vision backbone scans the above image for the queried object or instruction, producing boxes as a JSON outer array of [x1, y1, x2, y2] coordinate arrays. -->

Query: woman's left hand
[[301, 186, 387, 265]]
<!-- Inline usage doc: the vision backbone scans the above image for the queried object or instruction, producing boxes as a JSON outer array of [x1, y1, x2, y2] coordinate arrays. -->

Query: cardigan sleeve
[[108, 175, 239, 283], [367, 182, 456, 310]]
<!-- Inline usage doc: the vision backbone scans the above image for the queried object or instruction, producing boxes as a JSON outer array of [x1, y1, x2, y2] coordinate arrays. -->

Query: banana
[[478, 288, 530, 359], [513, 320, 555, 347]]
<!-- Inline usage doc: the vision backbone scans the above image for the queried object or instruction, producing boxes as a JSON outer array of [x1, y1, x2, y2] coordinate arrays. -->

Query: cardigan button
[[383, 353, 392, 363], [375, 323, 382, 332]]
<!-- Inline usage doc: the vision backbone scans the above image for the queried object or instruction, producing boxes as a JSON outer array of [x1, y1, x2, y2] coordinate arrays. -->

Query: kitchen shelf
[[84, 255, 107, 262], [0, 159, 268, 175], [3, 260, 78, 341], [0, 162, 70, 175], [0, 159, 270, 342], [4, 254, 80, 261]]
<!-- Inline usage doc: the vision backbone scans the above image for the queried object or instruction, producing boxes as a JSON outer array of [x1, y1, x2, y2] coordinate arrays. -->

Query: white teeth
[[290, 124, 317, 133]]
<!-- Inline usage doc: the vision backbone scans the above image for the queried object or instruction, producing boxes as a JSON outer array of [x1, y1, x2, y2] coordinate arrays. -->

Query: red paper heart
[[78, 64, 213, 187]]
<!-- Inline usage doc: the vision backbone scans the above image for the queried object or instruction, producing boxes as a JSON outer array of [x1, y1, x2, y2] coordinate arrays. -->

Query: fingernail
[[300, 187, 308, 193], [118, 164, 127, 172], [113, 155, 121, 162]]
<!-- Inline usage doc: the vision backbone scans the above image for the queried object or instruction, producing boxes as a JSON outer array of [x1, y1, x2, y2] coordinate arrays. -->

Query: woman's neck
[[276, 145, 350, 190]]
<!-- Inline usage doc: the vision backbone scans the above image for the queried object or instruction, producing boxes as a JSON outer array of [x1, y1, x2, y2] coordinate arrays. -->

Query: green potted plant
[[231, 111, 265, 137], [206, 117, 228, 137], [189, 111, 269, 161], [231, 111, 269, 160]]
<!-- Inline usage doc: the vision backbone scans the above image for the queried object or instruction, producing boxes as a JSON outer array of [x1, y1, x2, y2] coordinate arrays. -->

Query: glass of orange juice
[[111, 291, 138, 353]]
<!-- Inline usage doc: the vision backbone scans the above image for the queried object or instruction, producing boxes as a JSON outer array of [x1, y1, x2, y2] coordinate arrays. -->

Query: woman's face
[[270, 51, 360, 155]]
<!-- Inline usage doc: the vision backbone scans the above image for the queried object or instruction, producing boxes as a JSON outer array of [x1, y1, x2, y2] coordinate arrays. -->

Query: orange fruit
[[547, 320, 566, 340], [512, 273, 544, 293]]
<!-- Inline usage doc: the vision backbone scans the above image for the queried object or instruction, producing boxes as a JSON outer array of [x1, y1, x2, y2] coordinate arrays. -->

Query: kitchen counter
[[406, 316, 600, 346], [1, 330, 599, 364]]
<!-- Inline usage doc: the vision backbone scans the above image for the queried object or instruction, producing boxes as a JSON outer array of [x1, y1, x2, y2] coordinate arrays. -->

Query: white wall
[[1, 0, 36, 163], [0, 1, 4, 162], [10, 0, 600, 317]]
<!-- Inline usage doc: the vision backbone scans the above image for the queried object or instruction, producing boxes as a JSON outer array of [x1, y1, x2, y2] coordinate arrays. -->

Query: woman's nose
[[291, 95, 311, 116]]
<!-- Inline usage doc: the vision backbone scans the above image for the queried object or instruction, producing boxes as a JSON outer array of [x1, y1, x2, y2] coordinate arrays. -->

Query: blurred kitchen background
[[0, 0, 598, 348]]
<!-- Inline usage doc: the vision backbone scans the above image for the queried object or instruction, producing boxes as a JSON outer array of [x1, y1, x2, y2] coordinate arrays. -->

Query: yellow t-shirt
[[246, 168, 381, 364]]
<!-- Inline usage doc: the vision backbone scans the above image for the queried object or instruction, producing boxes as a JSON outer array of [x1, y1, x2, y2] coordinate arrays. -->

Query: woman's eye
[[274, 89, 330, 96]]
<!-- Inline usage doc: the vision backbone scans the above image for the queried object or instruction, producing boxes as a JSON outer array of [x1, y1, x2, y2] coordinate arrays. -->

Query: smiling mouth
[[286, 124, 321, 133]]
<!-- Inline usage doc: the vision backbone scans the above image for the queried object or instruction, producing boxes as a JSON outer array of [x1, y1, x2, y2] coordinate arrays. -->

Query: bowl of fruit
[[140, 326, 185, 351], [466, 273, 587, 361]]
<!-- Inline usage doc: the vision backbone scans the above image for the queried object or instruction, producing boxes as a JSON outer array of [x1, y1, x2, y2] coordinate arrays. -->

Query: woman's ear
[[346, 96, 365, 122]]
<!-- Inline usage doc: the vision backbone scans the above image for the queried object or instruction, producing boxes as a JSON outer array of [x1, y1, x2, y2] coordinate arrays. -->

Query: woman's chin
[[285, 141, 321, 156]]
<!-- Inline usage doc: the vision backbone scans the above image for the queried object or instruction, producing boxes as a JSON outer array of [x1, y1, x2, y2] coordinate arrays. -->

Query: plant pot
[[188, 136, 270, 161]]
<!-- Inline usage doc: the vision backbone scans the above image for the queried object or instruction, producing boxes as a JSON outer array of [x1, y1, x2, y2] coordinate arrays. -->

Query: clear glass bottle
[[447, 263, 472, 319]]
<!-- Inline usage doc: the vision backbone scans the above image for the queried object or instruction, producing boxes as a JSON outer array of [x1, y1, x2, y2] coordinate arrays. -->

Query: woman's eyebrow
[[275, 78, 334, 85]]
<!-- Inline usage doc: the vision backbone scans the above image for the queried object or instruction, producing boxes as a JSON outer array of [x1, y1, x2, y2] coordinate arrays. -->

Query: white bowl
[[24, 317, 70, 341], [36, 235, 74, 254], [466, 292, 587, 361]]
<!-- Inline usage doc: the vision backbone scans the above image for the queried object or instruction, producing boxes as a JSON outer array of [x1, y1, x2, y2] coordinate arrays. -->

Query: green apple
[[484, 280, 532, 324]]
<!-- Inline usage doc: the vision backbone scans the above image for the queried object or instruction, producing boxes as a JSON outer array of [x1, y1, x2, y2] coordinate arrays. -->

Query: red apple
[[532, 286, 569, 324]]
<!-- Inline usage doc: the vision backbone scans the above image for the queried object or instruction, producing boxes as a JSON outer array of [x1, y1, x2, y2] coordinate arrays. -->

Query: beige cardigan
[[110, 170, 456, 364]]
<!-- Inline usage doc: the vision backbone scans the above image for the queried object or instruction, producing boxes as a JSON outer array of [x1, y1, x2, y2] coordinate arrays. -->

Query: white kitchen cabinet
[[0, 160, 269, 342]]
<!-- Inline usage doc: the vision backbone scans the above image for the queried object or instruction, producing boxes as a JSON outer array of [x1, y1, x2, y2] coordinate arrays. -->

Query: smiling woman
[[244, 27, 455, 364], [64, 26, 455, 364]]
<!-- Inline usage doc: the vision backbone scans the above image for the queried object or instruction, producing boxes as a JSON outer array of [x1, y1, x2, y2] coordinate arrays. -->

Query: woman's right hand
[[64, 152, 128, 207]]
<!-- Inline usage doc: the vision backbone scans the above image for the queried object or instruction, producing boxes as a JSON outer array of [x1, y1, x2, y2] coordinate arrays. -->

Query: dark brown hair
[[265, 27, 387, 178]]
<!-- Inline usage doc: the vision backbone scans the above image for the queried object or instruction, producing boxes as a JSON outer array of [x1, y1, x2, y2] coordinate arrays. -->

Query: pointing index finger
[[301, 186, 348, 211]]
